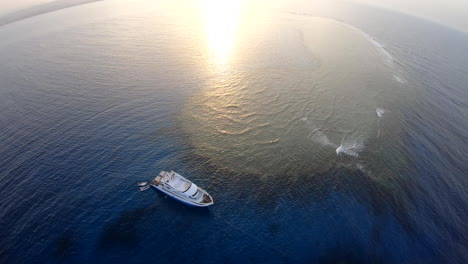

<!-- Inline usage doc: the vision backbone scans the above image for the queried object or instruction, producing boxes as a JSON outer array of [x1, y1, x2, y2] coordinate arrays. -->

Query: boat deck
[[150, 170, 214, 207], [153, 171, 191, 192]]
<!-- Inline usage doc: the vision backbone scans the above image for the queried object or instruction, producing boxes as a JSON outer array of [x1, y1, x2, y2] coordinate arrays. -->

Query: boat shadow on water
[[151, 188, 212, 215], [97, 192, 213, 251], [97, 204, 160, 250]]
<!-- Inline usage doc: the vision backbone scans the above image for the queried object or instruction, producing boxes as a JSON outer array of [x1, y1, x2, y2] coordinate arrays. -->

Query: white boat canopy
[[184, 183, 198, 197]]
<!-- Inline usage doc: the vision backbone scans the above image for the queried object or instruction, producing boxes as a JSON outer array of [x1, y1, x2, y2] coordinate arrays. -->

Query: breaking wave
[[334, 19, 409, 84], [302, 117, 365, 157], [393, 75, 406, 83], [376, 108, 385, 117], [338, 21, 395, 67], [336, 139, 364, 157], [287, 12, 408, 84]]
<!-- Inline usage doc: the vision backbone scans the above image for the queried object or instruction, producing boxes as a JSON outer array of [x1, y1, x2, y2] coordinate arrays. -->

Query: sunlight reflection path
[[200, 0, 244, 67]]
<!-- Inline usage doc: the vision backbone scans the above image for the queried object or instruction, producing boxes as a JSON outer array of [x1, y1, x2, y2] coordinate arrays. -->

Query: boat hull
[[151, 185, 213, 207]]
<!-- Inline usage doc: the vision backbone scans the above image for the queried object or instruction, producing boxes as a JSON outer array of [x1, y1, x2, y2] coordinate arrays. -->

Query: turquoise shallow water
[[0, 1, 467, 263]]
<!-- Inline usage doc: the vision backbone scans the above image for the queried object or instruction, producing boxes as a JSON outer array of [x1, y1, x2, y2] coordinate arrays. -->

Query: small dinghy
[[137, 182, 148, 187], [140, 185, 150, 191]]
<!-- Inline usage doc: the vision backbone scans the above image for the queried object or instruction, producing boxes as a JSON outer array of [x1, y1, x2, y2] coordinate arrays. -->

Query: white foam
[[393, 75, 406, 83], [288, 13, 408, 88], [336, 145, 345, 155], [376, 108, 385, 117], [336, 145, 360, 157], [356, 163, 366, 173], [335, 138, 364, 157], [312, 130, 335, 147], [302, 117, 334, 147], [340, 21, 412, 85], [369, 38, 394, 67], [302, 115, 365, 155], [337, 22, 394, 67]]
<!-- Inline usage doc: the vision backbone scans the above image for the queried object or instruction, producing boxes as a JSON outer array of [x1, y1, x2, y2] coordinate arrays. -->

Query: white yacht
[[150, 171, 214, 207]]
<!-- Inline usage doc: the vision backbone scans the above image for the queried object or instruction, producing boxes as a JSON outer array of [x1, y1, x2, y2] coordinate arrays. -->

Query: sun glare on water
[[200, 0, 244, 66]]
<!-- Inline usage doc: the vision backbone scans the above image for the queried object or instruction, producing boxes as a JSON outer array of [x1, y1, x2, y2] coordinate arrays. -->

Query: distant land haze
[[348, 0, 468, 34], [2, 0, 468, 33], [0, 0, 102, 26], [0, 0, 55, 15]]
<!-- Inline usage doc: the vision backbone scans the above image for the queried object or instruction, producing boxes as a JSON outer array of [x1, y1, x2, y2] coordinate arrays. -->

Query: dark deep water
[[0, 0, 467, 263]]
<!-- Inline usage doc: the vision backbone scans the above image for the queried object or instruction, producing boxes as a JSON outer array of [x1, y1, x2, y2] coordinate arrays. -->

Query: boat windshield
[[184, 183, 198, 196]]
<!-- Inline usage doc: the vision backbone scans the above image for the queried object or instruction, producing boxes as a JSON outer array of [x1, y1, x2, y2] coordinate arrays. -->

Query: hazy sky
[[0, 0, 467, 33]]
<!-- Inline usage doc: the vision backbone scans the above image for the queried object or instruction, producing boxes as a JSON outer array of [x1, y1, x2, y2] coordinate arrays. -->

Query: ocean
[[0, 0, 467, 263]]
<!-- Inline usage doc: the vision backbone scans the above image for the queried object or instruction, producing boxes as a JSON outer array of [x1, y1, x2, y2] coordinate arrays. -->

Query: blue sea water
[[0, 0, 467, 263]]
